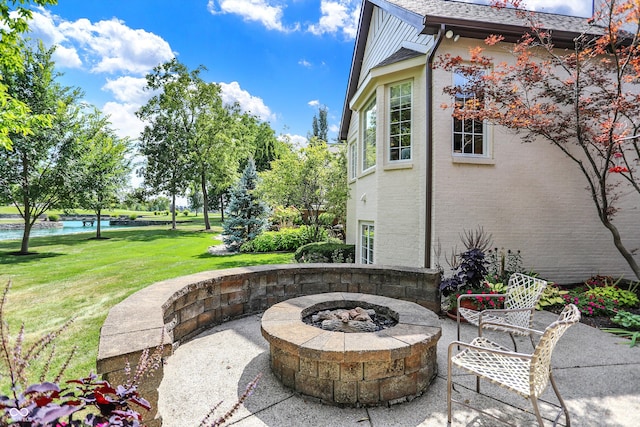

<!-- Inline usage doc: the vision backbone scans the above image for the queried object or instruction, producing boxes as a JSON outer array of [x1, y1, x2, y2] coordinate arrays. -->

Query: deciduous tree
[[259, 138, 339, 241], [75, 109, 131, 239], [137, 59, 252, 231], [437, 0, 640, 280], [0, 42, 83, 254]]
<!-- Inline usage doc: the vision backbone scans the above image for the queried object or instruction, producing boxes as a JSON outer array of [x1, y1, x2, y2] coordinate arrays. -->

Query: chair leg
[[549, 371, 571, 427], [509, 333, 518, 352], [447, 352, 454, 426], [530, 396, 546, 426]]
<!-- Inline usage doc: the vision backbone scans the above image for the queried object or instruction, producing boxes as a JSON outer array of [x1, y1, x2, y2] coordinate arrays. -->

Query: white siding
[[359, 8, 431, 87], [345, 4, 639, 284], [430, 38, 640, 284]]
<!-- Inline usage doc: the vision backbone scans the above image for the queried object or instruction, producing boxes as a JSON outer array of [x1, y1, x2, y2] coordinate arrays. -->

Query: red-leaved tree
[[437, 0, 640, 280]]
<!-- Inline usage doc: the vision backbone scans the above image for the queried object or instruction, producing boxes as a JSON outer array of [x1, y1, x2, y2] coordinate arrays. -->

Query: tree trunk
[[96, 209, 102, 239], [171, 193, 177, 230], [20, 220, 32, 254], [20, 200, 32, 254], [220, 193, 225, 222], [601, 215, 640, 281], [201, 172, 210, 230]]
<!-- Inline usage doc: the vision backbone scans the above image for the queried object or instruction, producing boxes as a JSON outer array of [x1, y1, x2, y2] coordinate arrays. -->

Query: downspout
[[424, 24, 445, 268]]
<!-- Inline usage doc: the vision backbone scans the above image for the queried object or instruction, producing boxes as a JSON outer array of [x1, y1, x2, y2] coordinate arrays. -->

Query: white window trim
[[349, 141, 357, 181], [451, 68, 493, 161], [360, 222, 374, 265], [361, 95, 377, 173], [388, 80, 413, 163]]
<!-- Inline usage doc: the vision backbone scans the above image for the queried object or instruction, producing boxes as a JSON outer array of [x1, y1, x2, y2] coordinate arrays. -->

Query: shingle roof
[[384, 0, 596, 37], [373, 47, 424, 69]]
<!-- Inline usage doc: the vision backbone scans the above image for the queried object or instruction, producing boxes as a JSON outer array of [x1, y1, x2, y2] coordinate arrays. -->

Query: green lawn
[[0, 215, 293, 385]]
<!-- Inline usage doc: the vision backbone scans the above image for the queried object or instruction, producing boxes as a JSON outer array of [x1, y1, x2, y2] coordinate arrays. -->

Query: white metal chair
[[447, 304, 580, 426], [457, 273, 548, 350]]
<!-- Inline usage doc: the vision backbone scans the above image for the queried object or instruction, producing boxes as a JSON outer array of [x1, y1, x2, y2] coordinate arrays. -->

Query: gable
[[340, 0, 597, 140]]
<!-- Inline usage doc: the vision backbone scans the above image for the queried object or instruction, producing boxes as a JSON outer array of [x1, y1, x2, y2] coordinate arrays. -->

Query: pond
[[0, 220, 128, 241]]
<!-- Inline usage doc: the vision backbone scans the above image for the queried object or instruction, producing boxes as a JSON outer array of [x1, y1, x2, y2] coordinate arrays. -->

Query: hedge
[[294, 242, 355, 263]]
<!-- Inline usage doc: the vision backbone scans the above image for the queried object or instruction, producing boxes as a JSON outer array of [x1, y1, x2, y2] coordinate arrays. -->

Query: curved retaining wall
[[97, 264, 440, 426]]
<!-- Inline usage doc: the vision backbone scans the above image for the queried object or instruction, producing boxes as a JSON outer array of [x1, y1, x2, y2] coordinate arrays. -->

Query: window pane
[[362, 96, 376, 170], [452, 69, 486, 157], [389, 82, 411, 161]]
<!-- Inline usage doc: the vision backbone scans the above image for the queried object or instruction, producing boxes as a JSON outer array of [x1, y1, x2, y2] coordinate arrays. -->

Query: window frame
[[360, 222, 374, 264], [349, 141, 357, 180], [361, 95, 377, 172], [388, 80, 413, 162], [452, 69, 489, 158]]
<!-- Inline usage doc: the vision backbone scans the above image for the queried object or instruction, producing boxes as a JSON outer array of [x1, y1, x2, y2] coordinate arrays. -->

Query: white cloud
[[219, 81, 275, 121], [102, 76, 153, 104], [52, 45, 82, 68], [308, 0, 360, 39], [458, 0, 592, 18], [525, 0, 592, 17], [299, 59, 312, 68], [308, 99, 320, 107], [208, 0, 297, 32], [279, 133, 307, 148], [29, 10, 174, 75], [102, 102, 145, 140]]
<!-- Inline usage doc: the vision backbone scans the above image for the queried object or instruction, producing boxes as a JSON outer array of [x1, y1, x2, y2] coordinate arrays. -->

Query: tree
[[310, 106, 328, 143], [0, 42, 83, 254], [0, 0, 57, 150], [324, 143, 349, 229], [250, 121, 287, 172], [75, 109, 131, 239], [187, 183, 203, 216], [259, 138, 336, 241], [222, 159, 269, 251], [136, 59, 193, 230], [437, 0, 640, 280], [138, 59, 251, 231]]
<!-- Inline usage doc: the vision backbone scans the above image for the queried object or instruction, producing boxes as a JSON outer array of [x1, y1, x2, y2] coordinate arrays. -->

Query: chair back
[[504, 273, 548, 328], [529, 304, 581, 397]]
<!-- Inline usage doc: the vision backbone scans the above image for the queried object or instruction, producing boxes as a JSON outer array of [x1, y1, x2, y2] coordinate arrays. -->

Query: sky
[[23, 0, 594, 148]]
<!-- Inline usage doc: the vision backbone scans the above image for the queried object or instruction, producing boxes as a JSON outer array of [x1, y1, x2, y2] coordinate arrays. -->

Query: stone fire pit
[[261, 292, 441, 407]]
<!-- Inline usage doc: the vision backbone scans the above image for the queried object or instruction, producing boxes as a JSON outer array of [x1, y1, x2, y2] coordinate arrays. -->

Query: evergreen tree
[[223, 159, 269, 252]]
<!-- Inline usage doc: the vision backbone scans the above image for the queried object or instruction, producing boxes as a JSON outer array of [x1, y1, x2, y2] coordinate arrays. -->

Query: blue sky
[[24, 0, 593, 147]]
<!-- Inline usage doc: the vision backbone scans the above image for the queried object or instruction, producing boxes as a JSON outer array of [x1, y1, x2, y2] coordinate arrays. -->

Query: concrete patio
[[158, 309, 640, 426]]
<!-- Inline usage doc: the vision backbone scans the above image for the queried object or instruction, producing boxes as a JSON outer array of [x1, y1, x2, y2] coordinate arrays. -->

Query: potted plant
[[439, 248, 505, 317]]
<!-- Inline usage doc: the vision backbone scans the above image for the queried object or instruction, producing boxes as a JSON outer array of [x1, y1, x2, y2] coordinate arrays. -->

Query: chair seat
[[451, 337, 531, 397]]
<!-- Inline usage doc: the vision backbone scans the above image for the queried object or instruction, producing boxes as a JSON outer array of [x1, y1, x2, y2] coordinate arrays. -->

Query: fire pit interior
[[261, 292, 441, 407], [302, 301, 398, 332]]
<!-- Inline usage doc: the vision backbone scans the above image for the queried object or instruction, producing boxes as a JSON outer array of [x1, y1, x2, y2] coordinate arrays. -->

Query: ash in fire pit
[[303, 305, 398, 333]]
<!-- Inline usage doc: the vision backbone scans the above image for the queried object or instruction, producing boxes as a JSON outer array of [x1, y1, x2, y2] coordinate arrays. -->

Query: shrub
[[270, 206, 302, 228], [47, 214, 60, 221], [182, 210, 190, 216], [584, 285, 639, 308], [129, 214, 138, 220], [294, 242, 355, 263], [318, 212, 336, 227], [562, 284, 638, 317], [241, 225, 328, 253], [611, 310, 640, 330], [535, 284, 569, 310], [439, 248, 488, 296]]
